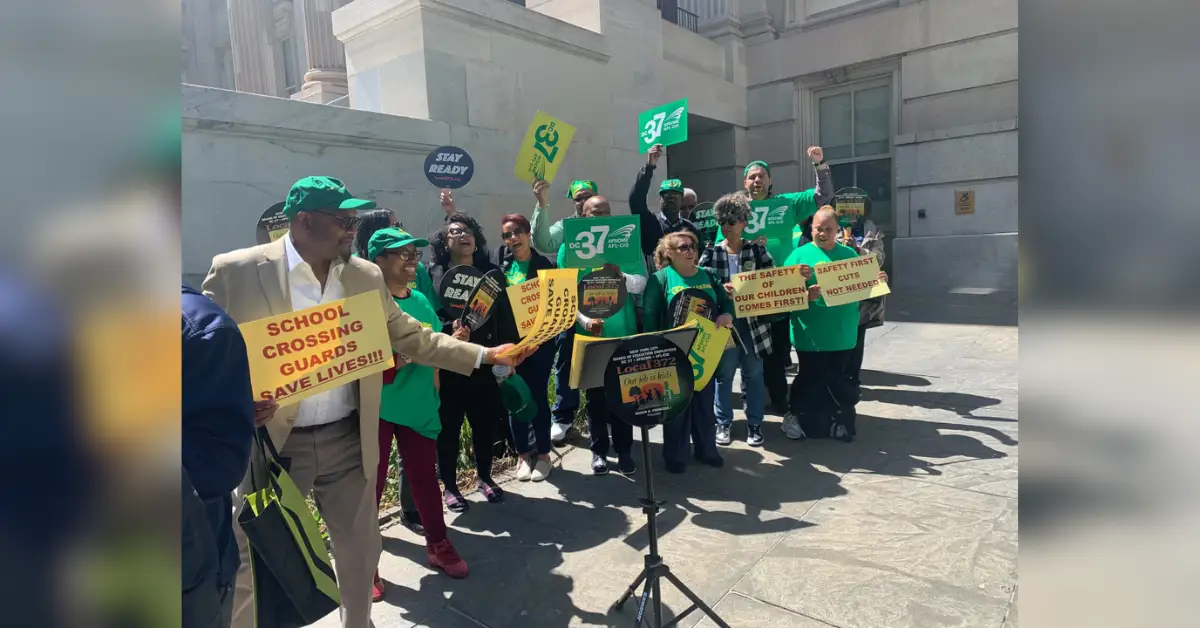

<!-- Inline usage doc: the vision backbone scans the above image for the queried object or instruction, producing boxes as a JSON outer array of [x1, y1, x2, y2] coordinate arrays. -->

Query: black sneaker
[[591, 454, 609, 475], [616, 453, 637, 475], [400, 510, 425, 536], [746, 425, 764, 447]]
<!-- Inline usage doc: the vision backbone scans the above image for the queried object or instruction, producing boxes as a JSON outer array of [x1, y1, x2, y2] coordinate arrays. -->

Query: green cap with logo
[[565, 180, 599, 199], [658, 179, 684, 195], [744, 161, 771, 178], [367, 227, 429, 261], [282, 176, 377, 219]]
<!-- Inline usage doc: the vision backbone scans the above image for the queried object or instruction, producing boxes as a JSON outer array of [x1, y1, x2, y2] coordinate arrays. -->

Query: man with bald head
[[556, 195, 647, 475], [782, 207, 886, 444], [680, 188, 698, 221]]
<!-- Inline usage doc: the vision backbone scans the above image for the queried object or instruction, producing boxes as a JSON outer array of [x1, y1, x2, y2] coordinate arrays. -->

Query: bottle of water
[[492, 365, 512, 382]]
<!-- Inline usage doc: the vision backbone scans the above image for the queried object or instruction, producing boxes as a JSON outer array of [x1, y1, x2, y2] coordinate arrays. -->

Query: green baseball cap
[[659, 179, 684, 195], [282, 176, 376, 219], [744, 161, 771, 178], [367, 227, 429, 261], [565, 180, 599, 199]]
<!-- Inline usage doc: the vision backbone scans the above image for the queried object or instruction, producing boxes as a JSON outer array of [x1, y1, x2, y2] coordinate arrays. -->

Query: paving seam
[[726, 590, 845, 628]]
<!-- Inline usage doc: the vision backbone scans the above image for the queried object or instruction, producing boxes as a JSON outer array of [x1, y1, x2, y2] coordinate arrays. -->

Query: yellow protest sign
[[238, 292, 394, 407], [686, 315, 729, 391], [497, 268, 578, 357], [730, 265, 809, 318], [814, 253, 891, 307], [513, 111, 576, 184], [506, 277, 541, 338]]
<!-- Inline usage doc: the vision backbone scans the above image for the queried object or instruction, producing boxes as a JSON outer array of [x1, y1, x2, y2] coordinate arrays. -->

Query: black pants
[[789, 349, 858, 438], [661, 383, 719, 466], [437, 367, 505, 487], [846, 325, 868, 395], [585, 386, 633, 457], [763, 318, 793, 409]]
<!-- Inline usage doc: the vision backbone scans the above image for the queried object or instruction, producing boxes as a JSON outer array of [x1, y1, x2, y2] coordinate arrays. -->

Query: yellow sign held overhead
[[513, 111, 577, 184], [497, 268, 578, 357]]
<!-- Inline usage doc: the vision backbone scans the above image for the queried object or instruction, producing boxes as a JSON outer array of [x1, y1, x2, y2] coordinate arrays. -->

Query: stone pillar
[[227, 0, 287, 96], [292, 0, 349, 103]]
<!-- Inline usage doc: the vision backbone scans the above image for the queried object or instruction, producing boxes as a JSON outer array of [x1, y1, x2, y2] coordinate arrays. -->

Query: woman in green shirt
[[367, 227, 469, 588], [643, 231, 735, 474], [783, 208, 886, 443]]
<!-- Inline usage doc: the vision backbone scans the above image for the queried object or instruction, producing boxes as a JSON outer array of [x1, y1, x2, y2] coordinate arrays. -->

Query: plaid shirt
[[699, 241, 778, 358]]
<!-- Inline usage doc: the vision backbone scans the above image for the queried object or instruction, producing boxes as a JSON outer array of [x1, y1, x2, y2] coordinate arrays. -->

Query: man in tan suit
[[203, 176, 523, 628]]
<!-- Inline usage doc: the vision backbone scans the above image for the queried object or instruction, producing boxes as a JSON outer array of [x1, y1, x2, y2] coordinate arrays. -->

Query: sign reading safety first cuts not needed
[[514, 111, 577, 184], [814, 253, 891, 307]]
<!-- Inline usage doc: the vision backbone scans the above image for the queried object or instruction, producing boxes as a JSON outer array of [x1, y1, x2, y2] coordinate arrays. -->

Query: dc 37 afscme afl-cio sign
[[238, 292, 395, 407]]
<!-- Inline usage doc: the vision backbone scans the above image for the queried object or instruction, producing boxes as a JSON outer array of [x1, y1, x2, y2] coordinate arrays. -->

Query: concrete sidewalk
[[316, 318, 1018, 628]]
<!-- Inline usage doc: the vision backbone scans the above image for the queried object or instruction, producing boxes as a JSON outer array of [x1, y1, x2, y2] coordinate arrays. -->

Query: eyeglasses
[[501, 229, 528, 240], [313, 211, 360, 231], [387, 249, 422, 261], [671, 243, 695, 253], [719, 218, 741, 226], [447, 227, 472, 238]]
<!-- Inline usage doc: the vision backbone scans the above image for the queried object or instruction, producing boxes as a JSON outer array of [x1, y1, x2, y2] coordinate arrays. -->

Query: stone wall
[[742, 0, 1018, 292]]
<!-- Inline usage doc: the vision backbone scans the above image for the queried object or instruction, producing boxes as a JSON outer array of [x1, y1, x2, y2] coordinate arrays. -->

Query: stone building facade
[[182, 0, 1017, 294]]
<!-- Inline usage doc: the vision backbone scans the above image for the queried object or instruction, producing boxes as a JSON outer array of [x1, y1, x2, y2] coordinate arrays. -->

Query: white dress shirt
[[284, 233, 358, 427]]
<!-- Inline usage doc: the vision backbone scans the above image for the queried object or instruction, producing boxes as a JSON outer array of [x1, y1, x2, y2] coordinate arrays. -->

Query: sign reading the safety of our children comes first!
[[238, 292, 394, 407], [561, 215, 643, 269], [513, 111, 577, 184], [814, 253, 891, 307], [743, 199, 793, 242], [506, 277, 541, 338], [730, 266, 809, 317], [638, 98, 688, 153]]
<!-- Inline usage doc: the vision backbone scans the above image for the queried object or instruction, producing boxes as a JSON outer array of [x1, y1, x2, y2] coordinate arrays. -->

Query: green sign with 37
[[561, 215, 643, 269], [638, 99, 688, 154]]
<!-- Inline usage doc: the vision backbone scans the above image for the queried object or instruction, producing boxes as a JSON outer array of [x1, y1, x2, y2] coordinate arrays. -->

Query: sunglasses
[[501, 229, 528, 240], [719, 218, 741, 226], [671, 243, 695, 253], [386, 249, 423, 261], [447, 227, 473, 238], [313, 211, 360, 231]]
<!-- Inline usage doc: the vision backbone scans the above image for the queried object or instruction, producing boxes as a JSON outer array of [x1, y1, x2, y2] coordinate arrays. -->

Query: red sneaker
[[427, 539, 469, 579], [371, 570, 385, 602]]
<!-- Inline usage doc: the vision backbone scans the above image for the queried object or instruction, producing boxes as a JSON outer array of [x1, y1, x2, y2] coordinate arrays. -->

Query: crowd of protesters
[[181, 143, 887, 628]]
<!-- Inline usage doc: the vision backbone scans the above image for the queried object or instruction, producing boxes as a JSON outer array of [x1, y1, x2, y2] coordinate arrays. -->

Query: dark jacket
[[181, 284, 255, 589], [628, 163, 702, 253]]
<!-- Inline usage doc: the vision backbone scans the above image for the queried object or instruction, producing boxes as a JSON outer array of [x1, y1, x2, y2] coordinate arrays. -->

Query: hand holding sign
[[647, 143, 664, 165], [440, 189, 456, 216], [532, 178, 550, 208]]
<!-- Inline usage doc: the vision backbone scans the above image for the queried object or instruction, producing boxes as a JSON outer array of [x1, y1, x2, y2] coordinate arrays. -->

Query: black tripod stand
[[608, 427, 730, 628]]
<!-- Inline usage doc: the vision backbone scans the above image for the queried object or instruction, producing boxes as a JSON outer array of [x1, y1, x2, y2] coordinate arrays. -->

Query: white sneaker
[[715, 424, 732, 446], [531, 458, 552, 482], [516, 457, 533, 482], [780, 413, 807, 440], [550, 422, 570, 444]]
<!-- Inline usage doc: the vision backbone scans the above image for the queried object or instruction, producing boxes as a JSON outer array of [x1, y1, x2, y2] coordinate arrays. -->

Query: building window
[[281, 38, 299, 95], [817, 78, 893, 229]]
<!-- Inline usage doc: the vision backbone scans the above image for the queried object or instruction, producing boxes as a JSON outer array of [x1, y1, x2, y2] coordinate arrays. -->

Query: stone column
[[227, 0, 287, 96], [292, 0, 349, 103]]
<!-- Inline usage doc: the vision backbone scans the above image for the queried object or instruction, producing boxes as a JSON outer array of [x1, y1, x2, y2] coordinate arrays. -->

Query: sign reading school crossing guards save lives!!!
[[638, 98, 688, 154], [744, 199, 793, 242], [238, 292, 394, 407], [506, 277, 541, 338], [424, 146, 474, 189], [730, 265, 809, 317], [561, 215, 642, 269], [814, 253, 891, 307], [513, 111, 577, 184]]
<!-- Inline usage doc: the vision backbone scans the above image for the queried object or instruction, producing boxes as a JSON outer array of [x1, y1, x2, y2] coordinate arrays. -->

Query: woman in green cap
[[354, 208, 438, 305], [722, 146, 833, 414], [367, 227, 470, 590]]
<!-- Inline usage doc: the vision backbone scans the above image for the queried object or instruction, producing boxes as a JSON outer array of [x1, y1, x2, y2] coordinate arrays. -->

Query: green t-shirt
[[642, 265, 734, 332], [557, 245, 642, 338], [505, 259, 531, 285], [785, 242, 859, 352], [413, 262, 439, 309], [715, 190, 819, 269], [379, 290, 442, 438]]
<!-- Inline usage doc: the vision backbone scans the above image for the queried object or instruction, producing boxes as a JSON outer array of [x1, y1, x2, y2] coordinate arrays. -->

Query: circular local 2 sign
[[460, 269, 505, 331], [577, 267, 628, 319], [604, 335, 694, 428], [424, 146, 474, 189], [668, 288, 716, 327], [832, 187, 868, 228], [256, 201, 289, 245]]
